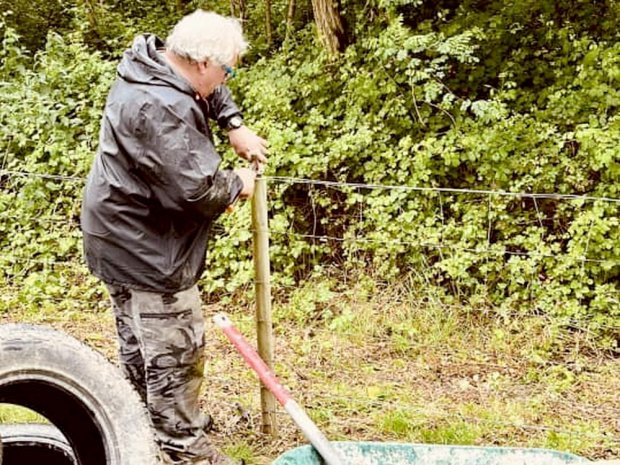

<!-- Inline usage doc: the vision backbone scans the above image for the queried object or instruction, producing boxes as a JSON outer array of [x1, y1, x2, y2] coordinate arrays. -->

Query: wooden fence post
[[251, 173, 278, 436]]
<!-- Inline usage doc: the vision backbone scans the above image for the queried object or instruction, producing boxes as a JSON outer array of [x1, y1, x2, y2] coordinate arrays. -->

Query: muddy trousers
[[106, 284, 213, 463]]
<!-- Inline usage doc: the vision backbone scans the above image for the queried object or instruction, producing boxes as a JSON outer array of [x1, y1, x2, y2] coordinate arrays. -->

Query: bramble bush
[[224, 9, 618, 344], [0, 1, 618, 348], [0, 24, 115, 306]]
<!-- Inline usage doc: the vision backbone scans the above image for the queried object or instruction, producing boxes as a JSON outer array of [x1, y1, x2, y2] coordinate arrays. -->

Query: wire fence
[[2, 167, 619, 328], [1, 168, 619, 447], [3, 169, 620, 203], [267, 176, 620, 204], [3, 169, 619, 267]]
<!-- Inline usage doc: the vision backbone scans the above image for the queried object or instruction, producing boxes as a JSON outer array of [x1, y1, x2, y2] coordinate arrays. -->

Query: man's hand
[[234, 167, 257, 200], [227, 167, 257, 213], [228, 126, 269, 164]]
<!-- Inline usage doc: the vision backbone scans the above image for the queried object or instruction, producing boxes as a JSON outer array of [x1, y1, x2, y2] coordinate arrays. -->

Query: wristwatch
[[226, 115, 244, 131]]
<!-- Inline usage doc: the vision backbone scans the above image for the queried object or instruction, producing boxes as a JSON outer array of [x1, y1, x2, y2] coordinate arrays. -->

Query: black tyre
[[0, 324, 158, 465], [0, 423, 76, 465]]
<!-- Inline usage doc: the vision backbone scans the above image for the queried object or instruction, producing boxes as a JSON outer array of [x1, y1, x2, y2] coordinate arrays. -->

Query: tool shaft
[[213, 314, 346, 465]]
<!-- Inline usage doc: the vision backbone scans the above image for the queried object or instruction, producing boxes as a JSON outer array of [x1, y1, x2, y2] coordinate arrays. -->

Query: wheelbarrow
[[271, 441, 591, 465]]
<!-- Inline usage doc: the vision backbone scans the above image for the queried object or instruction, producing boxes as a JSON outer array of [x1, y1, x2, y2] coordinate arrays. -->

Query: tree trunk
[[310, 0, 346, 55], [265, 0, 273, 49], [286, 0, 296, 41], [230, 0, 247, 22]]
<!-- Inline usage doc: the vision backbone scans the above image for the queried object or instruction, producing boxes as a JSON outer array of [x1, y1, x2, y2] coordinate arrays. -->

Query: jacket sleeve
[[130, 100, 243, 219], [207, 85, 243, 129]]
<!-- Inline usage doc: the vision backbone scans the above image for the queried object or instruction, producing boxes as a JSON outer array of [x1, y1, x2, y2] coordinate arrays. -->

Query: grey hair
[[165, 10, 248, 64]]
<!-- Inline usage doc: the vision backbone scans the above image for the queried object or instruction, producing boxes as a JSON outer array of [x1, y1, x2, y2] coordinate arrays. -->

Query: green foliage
[[0, 1, 72, 52], [272, 277, 336, 325], [378, 409, 421, 438], [222, 441, 256, 465], [418, 419, 482, 445], [0, 405, 47, 423], [0, 26, 115, 297], [1, 1, 618, 347], [227, 4, 619, 342]]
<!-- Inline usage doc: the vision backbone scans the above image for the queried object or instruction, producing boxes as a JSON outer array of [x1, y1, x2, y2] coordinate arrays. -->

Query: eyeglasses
[[221, 64, 236, 80]]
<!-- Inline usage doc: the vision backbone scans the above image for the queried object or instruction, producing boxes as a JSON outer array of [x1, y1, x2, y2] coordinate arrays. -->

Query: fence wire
[[3, 169, 620, 203], [280, 232, 616, 264], [267, 176, 620, 204]]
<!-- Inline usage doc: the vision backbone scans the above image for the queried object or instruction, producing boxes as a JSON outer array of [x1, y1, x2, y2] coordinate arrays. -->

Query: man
[[81, 10, 267, 465]]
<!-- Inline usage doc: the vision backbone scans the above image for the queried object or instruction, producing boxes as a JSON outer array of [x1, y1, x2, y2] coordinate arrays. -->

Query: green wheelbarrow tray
[[272, 441, 588, 465]]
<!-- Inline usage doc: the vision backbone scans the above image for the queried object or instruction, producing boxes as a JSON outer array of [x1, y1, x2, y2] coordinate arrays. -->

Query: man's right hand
[[228, 126, 269, 164], [234, 167, 257, 200]]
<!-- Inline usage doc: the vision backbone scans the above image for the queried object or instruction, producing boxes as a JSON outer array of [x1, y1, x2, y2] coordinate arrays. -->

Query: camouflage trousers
[[106, 283, 214, 463]]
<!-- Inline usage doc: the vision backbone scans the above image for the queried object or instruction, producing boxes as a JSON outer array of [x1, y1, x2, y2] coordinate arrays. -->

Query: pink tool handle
[[213, 313, 291, 406], [213, 313, 346, 465]]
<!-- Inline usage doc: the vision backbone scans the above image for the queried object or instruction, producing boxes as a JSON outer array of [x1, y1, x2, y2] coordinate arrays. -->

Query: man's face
[[197, 57, 237, 97]]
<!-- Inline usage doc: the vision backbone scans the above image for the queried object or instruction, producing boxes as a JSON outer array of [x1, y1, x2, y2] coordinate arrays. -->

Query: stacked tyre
[[0, 423, 76, 464], [0, 324, 158, 465]]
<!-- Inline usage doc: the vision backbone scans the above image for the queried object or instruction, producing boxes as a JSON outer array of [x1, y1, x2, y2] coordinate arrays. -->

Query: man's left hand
[[228, 126, 269, 164]]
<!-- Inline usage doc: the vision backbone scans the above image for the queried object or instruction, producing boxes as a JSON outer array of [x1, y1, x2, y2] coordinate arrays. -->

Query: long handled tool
[[213, 313, 346, 465]]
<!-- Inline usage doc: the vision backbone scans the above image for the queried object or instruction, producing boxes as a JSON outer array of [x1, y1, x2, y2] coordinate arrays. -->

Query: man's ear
[[197, 60, 210, 75]]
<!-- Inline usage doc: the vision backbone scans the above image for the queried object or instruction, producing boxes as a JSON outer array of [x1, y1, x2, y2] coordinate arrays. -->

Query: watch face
[[229, 116, 243, 129]]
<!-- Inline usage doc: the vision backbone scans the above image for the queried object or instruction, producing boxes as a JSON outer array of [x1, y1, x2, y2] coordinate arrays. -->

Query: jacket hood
[[117, 34, 194, 95]]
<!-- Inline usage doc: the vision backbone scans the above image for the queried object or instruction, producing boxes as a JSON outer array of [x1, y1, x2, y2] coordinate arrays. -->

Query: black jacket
[[81, 34, 243, 292]]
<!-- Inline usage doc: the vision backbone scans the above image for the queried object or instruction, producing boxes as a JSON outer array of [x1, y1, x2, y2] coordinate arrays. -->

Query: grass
[[0, 271, 618, 464], [0, 405, 48, 424]]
